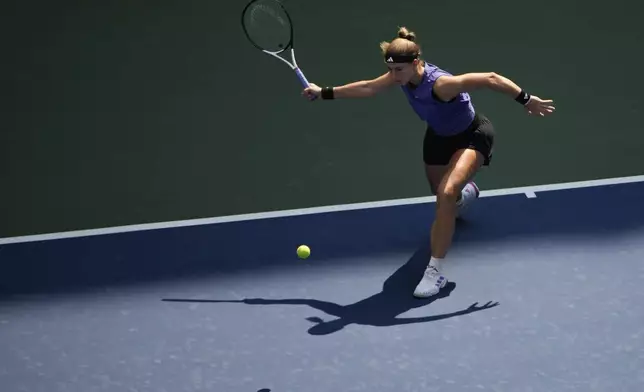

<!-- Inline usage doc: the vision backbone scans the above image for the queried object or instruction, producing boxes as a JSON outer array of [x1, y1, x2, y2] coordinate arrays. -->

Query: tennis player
[[303, 27, 555, 298]]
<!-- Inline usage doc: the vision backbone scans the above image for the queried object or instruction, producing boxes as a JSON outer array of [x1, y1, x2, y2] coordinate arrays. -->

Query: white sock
[[429, 256, 443, 271]]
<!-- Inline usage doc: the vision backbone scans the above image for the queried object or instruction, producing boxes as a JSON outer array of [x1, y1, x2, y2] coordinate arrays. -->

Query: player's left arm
[[433, 72, 556, 116]]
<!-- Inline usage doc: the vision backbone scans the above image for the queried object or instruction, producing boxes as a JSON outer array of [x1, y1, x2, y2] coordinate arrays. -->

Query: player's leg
[[430, 113, 495, 257], [414, 114, 495, 298], [424, 165, 448, 195], [431, 149, 484, 259], [414, 149, 483, 298], [426, 164, 479, 216], [423, 135, 480, 211], [453, 114, 495, 216]]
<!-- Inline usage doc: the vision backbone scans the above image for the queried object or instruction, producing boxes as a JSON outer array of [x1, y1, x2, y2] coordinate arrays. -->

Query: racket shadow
[[162, 244, 499, 336]]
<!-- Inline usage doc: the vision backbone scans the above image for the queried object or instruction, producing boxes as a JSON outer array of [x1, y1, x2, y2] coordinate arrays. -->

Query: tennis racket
[[241, 0, 311, 89]]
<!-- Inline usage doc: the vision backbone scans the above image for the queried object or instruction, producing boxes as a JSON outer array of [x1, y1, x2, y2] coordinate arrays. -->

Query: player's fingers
[[540, 106, 555, 113]]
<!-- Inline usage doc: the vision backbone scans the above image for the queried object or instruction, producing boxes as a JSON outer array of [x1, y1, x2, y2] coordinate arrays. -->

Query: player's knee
[[436, 182, 460, 205]]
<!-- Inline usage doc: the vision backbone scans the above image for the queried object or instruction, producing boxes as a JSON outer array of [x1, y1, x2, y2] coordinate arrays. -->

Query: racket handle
[[294, 67, 317, 100], [294, 67, 310, 88]]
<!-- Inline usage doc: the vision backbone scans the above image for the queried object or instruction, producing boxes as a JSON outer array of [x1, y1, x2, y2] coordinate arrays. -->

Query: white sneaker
[[456, 182, 480, 217], [413, 264, 448, 298]]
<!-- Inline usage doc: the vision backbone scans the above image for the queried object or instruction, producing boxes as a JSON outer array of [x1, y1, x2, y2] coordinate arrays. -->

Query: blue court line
[[1, 175, 643, 246], [1, 176, 643, 295]]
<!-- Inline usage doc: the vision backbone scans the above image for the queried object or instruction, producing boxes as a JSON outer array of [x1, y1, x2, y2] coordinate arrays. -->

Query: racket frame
[[241, 0, 311, 88]]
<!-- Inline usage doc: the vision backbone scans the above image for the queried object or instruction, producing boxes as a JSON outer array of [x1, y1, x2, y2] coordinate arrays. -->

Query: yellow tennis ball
[[297, 245, 310, 259]]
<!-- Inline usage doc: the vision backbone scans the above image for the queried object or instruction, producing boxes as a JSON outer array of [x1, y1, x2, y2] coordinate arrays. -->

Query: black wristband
[[514, 90, 531, 105], [321, 86, 334, 100]]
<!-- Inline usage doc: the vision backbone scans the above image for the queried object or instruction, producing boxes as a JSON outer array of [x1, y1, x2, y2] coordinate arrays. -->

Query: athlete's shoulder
[[423, 62, 453, 79]]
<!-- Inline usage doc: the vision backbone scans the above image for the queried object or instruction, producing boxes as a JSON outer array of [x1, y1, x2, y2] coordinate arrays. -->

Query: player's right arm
[[303, 72, 395, 100]]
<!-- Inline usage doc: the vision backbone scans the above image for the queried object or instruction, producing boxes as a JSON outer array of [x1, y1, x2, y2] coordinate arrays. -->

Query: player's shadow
[[162, 244, 499, 336]]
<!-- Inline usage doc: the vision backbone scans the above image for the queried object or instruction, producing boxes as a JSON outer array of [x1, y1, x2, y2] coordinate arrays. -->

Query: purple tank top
[[401, 62, 475, 136]]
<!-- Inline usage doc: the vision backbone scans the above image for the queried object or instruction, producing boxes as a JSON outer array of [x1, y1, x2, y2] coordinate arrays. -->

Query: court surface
[[1, 176, 644, 392]]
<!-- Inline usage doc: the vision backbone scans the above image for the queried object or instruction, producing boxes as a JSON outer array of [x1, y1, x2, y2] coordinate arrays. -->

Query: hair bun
[[397, 27, 416, 41]]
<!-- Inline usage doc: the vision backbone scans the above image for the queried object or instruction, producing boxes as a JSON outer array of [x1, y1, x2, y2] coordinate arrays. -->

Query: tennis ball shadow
[[162, 243, 499, 336]]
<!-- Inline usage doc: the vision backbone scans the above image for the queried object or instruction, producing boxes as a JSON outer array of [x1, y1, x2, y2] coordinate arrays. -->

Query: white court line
[[525, 191, 537, 198], [1, 174, 643, 246]]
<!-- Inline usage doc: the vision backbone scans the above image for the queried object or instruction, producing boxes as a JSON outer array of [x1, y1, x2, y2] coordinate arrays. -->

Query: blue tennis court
[[1, 177, 644, 391]]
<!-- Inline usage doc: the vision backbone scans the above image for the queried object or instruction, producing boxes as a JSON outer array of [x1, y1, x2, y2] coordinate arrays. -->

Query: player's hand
[[525, 96, 555, 117], [302, 83, 321, 101]]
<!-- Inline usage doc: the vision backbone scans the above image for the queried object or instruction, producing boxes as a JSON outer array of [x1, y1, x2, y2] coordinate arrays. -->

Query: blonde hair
[[379, 26, 421, 58]]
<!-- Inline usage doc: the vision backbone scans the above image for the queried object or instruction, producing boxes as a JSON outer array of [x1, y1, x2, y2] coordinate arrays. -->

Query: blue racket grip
[[294, 67, 310, 88], [295, 68, 317, 101]]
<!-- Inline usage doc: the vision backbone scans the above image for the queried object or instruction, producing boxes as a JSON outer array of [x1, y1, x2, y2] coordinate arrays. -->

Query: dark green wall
[[2, 0, 643, 238]]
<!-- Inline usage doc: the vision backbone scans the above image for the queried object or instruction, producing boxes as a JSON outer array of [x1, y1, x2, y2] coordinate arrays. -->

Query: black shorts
[[423, 113, 495, 166]]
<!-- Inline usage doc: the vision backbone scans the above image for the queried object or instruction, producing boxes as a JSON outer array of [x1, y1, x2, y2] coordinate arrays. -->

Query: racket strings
[[250, 4, 286, 26], [243, 0, 292, 52]]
